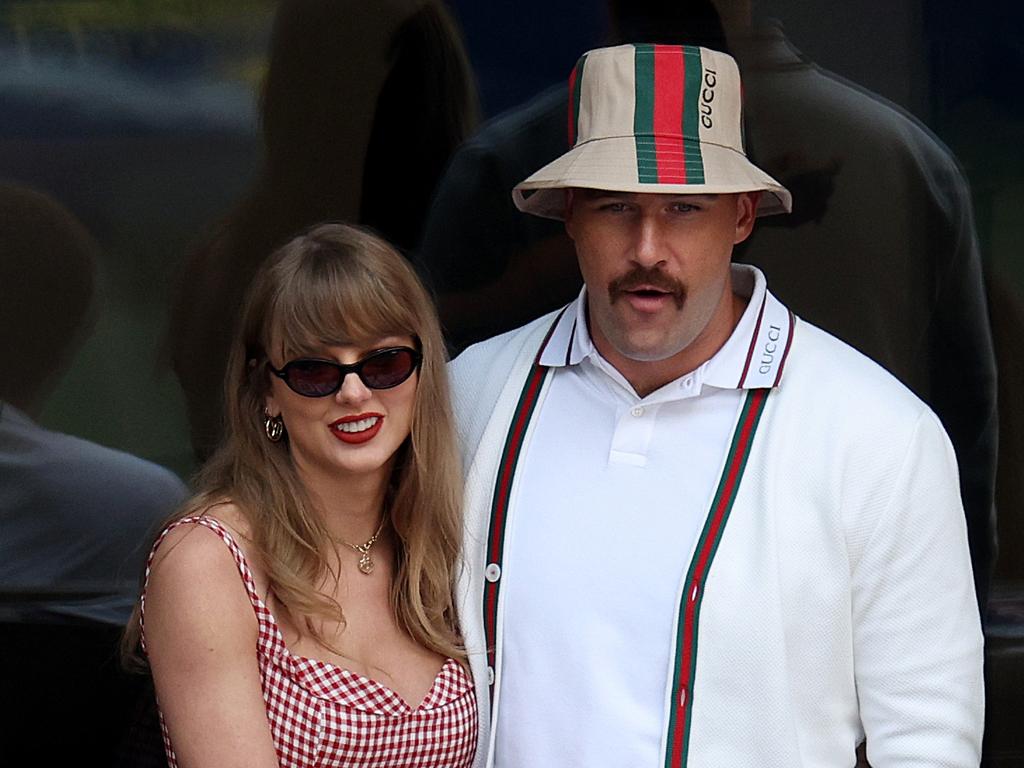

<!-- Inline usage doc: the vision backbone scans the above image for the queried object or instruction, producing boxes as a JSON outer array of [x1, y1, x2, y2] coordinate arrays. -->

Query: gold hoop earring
[[262, 409, 285, 442]]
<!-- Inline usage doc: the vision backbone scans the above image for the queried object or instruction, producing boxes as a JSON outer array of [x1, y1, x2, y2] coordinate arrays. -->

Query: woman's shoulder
[[141, 505, 270, 728], [144, 501, 265, 650], [149, 500, 261, 592]]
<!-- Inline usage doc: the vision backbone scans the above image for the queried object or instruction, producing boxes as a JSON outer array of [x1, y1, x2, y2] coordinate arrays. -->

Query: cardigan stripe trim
[[665, 387, 770, 767], [483, 309, 567, 698]]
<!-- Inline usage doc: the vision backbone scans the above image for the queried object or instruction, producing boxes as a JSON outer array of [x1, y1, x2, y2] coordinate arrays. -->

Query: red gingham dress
[[140, 516, 478, 768]]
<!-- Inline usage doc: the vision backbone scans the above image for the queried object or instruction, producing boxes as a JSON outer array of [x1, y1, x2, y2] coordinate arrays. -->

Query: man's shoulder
[[447, 311, 564, 461], [1, 415, 187, 512], [450, 310, 561, 382], [784, 317, 934, 429], [426, 85, 568, 216], [56, 431, 185, 493], [456, 84, 568, 160]]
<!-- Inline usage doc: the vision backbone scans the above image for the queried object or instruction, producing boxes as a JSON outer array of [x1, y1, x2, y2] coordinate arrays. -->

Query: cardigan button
[[487, 666, 495, 686], [485, 563, 501, 582]]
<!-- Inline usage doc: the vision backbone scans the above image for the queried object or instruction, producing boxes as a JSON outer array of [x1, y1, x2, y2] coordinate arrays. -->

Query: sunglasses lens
[[276, 348, 419, 397], [360, 348, 418, 389], [285, 360, 343, 397]]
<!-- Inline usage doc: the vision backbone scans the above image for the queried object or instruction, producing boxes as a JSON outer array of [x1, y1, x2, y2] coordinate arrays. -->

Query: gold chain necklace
[[335, 515, 387, 575]]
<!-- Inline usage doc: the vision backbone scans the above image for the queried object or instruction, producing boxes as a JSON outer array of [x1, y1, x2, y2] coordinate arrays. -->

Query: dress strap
[[139, 515, 267, 654]]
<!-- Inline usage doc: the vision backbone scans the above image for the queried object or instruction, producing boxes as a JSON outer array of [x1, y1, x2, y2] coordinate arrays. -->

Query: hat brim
[[513, 136, 792, 220]]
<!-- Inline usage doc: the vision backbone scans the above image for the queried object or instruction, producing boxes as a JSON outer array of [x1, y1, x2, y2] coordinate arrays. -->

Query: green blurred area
[[3, 0, 271, 30], [2, 0, 275, 84], [2, 1, 276, 482], [29, 133, 262, 483]]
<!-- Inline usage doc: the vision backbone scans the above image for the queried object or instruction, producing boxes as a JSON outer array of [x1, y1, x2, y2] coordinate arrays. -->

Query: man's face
[[565, 189, 758, 368]]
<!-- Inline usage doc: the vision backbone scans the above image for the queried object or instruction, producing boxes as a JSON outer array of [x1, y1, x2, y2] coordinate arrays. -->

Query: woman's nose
[[335, 371, 373, 404]]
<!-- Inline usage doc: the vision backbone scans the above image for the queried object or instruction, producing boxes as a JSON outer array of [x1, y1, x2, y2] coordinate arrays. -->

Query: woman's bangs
[[268, 255, 417, 360]]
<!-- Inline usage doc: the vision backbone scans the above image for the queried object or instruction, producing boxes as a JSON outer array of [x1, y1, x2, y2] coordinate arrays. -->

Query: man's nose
[[633, 215, 667, 267]]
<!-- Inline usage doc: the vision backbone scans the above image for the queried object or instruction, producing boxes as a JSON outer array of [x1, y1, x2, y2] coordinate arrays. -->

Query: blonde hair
[[125, 223, 464, 662]]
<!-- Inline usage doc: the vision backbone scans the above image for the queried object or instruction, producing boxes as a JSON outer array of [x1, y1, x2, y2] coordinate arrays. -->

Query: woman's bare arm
[[144, 524, 281, 768]]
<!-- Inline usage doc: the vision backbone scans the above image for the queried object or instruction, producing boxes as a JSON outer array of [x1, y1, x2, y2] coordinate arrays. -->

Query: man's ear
[[563, 188, 577, 241], [733, 191, 761, 245]]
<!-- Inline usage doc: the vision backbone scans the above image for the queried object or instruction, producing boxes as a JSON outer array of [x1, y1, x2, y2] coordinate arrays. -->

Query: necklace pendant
[[358, 552, 374, 575]]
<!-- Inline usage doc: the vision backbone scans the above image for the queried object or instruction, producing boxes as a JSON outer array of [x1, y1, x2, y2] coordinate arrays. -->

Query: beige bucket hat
[[513, 44, 791, 220]]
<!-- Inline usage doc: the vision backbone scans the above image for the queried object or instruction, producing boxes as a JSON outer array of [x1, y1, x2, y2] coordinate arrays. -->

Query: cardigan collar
[[537, 264, 794, 390]]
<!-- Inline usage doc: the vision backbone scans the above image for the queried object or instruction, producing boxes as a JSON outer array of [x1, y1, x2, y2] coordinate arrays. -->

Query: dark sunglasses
[[268, 346, 422, 397]]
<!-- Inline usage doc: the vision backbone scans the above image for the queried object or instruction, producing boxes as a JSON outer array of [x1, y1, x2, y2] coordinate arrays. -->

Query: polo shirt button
[[485, 563, 501, 582], [683, 377, 693, 388], [487, 666, 495, 685], [631, 406, 644, 417]]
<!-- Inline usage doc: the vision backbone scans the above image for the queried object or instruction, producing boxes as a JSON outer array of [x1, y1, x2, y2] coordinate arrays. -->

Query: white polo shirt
[[493, 265, 790, 766]]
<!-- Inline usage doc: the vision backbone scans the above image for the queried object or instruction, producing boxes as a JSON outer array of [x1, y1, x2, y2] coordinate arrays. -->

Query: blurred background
[[0, 0, 1021, 763]]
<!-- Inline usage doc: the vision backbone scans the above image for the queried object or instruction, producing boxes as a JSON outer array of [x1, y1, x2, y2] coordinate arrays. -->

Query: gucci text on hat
[[513, 44, 792, 220]]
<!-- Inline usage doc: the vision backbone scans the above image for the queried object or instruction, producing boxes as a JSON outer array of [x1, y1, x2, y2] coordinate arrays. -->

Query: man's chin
[[610, 335, 694, 364]]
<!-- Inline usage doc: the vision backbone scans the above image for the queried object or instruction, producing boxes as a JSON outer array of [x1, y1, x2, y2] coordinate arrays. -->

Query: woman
[[124, 223, 477, 767]]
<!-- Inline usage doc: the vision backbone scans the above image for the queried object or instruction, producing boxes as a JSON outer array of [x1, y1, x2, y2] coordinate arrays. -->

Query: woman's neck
[[296, 458, 393, 543]]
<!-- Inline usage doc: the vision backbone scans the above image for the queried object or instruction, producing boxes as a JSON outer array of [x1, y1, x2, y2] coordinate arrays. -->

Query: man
[[450, 45, 983, 767], [422, 0, 997, 612]]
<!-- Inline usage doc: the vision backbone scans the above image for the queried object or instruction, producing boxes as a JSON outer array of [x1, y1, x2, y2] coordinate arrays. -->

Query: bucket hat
[[513, 44, 792, 219]]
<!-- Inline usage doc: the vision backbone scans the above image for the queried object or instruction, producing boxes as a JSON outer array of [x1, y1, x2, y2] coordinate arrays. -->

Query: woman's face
[[264, 334, 418, 488]]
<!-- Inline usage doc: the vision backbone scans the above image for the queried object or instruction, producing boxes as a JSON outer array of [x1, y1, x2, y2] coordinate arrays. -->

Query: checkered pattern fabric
[[140, 516, 478, 768]]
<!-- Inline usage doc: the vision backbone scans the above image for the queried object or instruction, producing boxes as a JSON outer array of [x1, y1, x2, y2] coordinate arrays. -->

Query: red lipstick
[[329, 412, 384, 445]]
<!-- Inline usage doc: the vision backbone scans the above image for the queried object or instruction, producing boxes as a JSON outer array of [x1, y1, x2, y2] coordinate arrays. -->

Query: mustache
[[608, 266, 686, 308]]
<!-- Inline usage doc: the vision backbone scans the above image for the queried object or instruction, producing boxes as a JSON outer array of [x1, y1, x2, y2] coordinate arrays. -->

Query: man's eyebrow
[[667, 194, 717, 203], [579, 188, 632, 200]]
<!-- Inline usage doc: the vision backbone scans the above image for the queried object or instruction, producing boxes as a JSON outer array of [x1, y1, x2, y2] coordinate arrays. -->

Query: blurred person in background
[[0, 182, 187, 763], [169, 0, 479, 462]]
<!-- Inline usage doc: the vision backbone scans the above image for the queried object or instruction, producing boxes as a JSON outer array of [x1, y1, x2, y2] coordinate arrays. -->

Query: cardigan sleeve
[[850, 408, 984, 766]]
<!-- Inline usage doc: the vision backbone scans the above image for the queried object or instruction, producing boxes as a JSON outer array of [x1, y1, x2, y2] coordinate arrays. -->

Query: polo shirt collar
[[537, 264, 794, 389]]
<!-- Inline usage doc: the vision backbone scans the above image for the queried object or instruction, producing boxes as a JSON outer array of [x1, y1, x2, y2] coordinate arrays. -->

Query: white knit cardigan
[[450, 309, 983, 768]]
